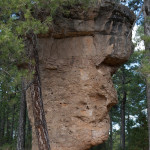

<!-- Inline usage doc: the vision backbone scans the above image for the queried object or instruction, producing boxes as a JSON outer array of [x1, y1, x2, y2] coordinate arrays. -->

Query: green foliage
[[111, 52, 148, 150], [128, 0, 143, 11], [90, 51, 148, 150], [127, 112, 148, 150], [135, 25, 150, 83], [0, 143, 16, 150], [0, 0, 99, 149], [140, 51, 150, 82], [0, 0, 98, 76]]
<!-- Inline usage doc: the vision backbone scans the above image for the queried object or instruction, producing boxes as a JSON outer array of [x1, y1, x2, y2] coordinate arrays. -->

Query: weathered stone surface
[[26, 1, 135, 150]]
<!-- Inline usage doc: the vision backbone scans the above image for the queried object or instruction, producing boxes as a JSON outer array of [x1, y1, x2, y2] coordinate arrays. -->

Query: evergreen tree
[[0, 0, 98, 149], [112, 52, 147, 150], [143, 1, 150, 149]]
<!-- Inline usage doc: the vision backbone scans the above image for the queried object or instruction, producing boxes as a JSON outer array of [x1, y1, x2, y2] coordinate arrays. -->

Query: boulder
[[26, 1, 135, 150]]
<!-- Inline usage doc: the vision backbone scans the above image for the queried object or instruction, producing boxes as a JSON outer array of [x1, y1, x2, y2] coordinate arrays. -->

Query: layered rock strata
[[26, 0, 135, 150]]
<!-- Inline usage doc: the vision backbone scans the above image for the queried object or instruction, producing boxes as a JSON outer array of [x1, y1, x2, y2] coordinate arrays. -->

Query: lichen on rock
[[26, 1, 135, 150]]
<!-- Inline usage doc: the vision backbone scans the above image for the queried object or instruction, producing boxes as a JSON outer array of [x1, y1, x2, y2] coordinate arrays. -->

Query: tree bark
[[127, 113, 130, 148], [11, 104, 15, 140], [6, 107, 10, 143], [120, 67, 127, 150], [0, 112, 2, 143], [0, 109, 5, 145], [29, 33, 51, 150], [17, 78, 27, 150], [110, 112, 113, 150], [143, 1, 150, 149], [147, 84, 150, 150], [121, 91, 126, 150]]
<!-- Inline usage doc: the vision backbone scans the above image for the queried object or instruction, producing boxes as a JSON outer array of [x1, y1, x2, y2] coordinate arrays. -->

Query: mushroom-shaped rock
[[26, 1, 135, 150]]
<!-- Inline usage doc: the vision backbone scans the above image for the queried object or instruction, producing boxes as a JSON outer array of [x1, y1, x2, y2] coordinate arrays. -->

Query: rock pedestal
[[27, 1, 135, 150]]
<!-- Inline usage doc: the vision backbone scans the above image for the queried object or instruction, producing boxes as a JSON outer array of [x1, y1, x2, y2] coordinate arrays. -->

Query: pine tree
[[0, 0, 98, 149], [143, 1, 150, 149], [112, 52, 147, 150]]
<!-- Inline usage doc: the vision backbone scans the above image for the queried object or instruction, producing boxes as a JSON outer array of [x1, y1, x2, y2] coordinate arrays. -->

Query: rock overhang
[[39, 0, 135, 38], [28, 1, 136, 150], [38, 0, 135, 67]]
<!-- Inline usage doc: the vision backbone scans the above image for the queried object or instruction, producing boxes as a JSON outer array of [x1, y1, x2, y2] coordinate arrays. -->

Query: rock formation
[[26, 0, 135, 150]]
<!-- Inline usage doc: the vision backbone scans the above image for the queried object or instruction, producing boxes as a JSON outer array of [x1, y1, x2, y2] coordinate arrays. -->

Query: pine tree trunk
[[121, 67, 126, 150], [6, 108, 10, 143], [121, 92, 126, 150], [147, 84, 150, 150], [11, 105, 15, 140], [29, 32, 50, 150], [127, 113, 130, 148], [143, 1, 150, 149], [110, 112, 113, 150], [0, 113, 2, 147], [17, 78, 27, 150], [0, 109, 5, 145]]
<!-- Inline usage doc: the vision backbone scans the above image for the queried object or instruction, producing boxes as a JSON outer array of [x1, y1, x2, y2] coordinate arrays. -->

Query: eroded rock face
[[26, 1, 135, 150]]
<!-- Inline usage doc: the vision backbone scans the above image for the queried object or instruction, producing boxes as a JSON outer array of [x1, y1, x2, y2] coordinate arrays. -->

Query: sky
[[132, 25, 145, 51]]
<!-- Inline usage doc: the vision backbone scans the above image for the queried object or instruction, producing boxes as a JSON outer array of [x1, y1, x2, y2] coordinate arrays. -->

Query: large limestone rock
[[27, 1, 135, 150]]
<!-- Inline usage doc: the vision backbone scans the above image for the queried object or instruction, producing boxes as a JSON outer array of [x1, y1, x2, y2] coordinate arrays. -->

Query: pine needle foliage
[[0, 0, 98, 149]]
